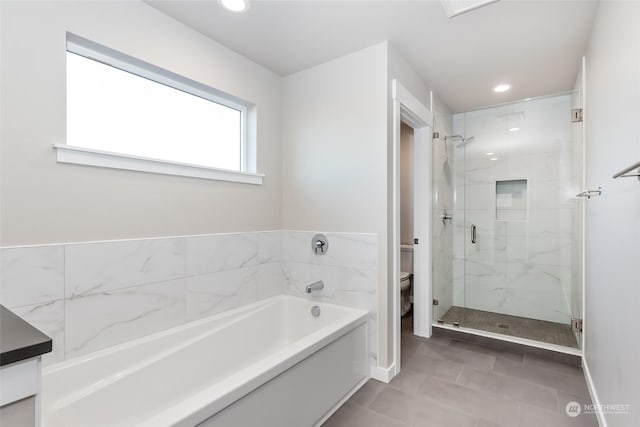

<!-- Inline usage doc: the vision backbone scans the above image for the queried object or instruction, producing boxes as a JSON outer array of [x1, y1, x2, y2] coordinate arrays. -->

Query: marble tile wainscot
[[0, 230, 377, 367]]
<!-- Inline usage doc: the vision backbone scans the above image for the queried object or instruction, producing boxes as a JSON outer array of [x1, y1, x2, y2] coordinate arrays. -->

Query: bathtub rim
[[144, 310, 368, 427], [43, 296, 273, 375], [42, 294, 369, 427]]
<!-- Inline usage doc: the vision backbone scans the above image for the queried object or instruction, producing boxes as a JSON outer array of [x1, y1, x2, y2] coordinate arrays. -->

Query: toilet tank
[[400, 244, 414, 274]]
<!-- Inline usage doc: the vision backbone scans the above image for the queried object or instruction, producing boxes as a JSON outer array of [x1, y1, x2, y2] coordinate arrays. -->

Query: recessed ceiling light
[[219, 0, 249, 12], [493, 84, 511, 93], [508, 127, 520, 132], [490, 157, 498, 161], [485, 152, 495, 156]]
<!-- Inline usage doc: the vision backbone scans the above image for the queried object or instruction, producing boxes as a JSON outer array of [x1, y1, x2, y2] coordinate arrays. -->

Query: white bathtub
[[41, 295, 369, 427]]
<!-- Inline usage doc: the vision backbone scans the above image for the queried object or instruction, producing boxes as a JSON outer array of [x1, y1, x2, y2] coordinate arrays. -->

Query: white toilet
[[400, 271, 413, 316], [400, 245, 414, 317]]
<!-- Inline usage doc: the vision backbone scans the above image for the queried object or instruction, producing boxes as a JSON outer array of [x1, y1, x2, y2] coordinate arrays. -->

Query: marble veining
[[2, 230, 378, 365], [65, 238, 186, 298], [282, 232, 378, 364], [282, 231, 313, 264], [257, 262, 285, 300], [312, 233, 377, 270], [65, 279, 186, 358], [1, 246, 64, 307], [258, 231, 283, 264], [282, 262, 312, 296], [187, 233, 258, 276], [186, 266, 258, 321], [12, 300, 65, 366]]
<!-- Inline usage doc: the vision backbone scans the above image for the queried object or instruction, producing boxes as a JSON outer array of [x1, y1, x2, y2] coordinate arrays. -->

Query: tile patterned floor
[[440, 306, 578, 348], [324, 317, 596, 427]]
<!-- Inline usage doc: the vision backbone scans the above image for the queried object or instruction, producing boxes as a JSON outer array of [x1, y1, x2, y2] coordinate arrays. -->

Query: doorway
[[391, 79, 433, 377]]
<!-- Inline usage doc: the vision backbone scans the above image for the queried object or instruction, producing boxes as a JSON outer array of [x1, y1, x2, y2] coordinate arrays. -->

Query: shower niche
[[496, 179, 527, 221]]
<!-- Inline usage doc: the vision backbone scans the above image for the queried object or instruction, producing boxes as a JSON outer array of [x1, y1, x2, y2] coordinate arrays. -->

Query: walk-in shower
[[433, 91, 584, 350]]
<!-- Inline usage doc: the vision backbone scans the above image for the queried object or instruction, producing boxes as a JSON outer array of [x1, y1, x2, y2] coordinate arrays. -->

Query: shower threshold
[[439, 306, 578, 349]]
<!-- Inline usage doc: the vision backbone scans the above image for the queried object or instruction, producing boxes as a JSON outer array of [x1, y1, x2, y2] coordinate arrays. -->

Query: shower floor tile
[[439, 306, 578, 348]]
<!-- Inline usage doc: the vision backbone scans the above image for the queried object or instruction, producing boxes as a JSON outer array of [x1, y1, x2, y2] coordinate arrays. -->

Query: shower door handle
[[471, 224, 477, 244]]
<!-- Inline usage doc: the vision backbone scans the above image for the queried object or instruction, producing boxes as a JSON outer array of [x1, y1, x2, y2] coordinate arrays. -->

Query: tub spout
[[305, 281, 324, 293]]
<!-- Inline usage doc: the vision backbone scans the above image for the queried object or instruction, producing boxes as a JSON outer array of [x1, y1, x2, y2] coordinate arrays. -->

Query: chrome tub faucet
[[305, 281, 324, 293]]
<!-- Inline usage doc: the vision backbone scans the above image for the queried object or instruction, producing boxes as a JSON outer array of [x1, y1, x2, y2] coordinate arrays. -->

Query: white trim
[[0, 229, 373, 250], [392, 82, 434, 128], [390, 79, 433, 380], [580, 55, 587, 353], [66, 32, 256, 175], [582, 358, 608, 427], [54, 144, 264, 185], [391, 97, 402, 378], [412, 125, 432, 340], [433, 324, 582, 356], [370, 363, 395, 383]]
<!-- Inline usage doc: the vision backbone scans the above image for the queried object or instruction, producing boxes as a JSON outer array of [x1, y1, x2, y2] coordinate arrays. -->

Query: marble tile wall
[[0, 231, 286, 365], [451, 94, 577, 325], [280, 231, 378, 367], [0, 230, 376, 367]]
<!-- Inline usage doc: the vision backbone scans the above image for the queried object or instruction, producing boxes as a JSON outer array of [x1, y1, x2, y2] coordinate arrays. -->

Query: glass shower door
[[439, 93, 583, 350]]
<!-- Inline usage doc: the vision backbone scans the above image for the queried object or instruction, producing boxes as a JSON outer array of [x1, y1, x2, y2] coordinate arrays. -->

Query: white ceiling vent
[[440, 0, 500, 18]]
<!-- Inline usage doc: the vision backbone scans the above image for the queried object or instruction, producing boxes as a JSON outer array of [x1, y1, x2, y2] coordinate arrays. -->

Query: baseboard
[[582, 356, 608, 427], [370, 363, 395, 383]]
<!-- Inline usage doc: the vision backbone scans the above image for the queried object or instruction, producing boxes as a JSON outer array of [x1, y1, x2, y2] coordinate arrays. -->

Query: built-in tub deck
[[42, 295, 369, 427]]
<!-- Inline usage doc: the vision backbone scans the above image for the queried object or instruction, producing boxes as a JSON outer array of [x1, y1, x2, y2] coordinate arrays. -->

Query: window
[[57, 34, 262, 184]]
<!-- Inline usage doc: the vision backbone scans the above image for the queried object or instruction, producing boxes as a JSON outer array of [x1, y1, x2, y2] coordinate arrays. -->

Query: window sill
[[53, 144, 264, 185]]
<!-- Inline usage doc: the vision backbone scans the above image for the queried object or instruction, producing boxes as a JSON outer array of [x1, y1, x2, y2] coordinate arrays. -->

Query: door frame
[[391, 79, 433, 377]]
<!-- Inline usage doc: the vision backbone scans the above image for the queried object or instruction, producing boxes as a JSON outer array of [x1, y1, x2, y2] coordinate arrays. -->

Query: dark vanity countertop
[[0, 305, 52, 367]]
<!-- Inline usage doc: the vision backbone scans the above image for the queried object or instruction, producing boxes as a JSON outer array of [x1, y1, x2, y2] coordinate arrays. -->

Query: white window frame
[[56, 33, 263, 185]]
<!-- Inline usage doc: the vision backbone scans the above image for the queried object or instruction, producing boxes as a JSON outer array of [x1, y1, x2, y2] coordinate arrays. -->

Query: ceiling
[[145, 0, 598, 112]]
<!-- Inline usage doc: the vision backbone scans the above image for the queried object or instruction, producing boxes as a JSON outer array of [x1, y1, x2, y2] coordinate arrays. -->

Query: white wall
[[282, 42, 450, 371], [0, 1, 282, 246], [282, 42, 389, 364], [584, 2, 640, 426]]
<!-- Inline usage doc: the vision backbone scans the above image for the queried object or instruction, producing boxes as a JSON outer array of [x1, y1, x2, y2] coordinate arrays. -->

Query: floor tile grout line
[[360, 405, 411, 427], [409, 370, 526, 419], [368, 384, 484, 427]]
